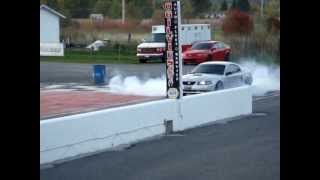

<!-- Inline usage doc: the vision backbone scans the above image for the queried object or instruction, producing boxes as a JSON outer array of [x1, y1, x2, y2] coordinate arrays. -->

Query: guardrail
[[40, 86, 252, 165]]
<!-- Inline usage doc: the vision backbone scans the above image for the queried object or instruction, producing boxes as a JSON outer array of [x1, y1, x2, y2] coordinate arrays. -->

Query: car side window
[[225, 65, 234, 74], [230, 65, 241, 73], [226, 65, 241, 74], [236, 66, 241, 73]]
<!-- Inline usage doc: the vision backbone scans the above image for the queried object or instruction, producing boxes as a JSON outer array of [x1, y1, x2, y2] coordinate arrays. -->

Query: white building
[[40, 5, 66, 56]]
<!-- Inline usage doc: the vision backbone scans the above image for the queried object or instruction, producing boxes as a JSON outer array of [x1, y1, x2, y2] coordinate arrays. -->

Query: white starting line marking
[[251, 112, 268, 116], [41, 84, 280, 101], [253, 93, 280, 101]]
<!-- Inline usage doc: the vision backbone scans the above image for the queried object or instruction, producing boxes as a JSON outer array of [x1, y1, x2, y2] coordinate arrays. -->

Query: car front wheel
[[215, 81, 224, 91], [224, 53, 230, 61]]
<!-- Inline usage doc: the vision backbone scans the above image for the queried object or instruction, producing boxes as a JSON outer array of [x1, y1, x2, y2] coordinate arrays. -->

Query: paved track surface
[[40, 90, 163, 120], [40, 62, 196, 84], [40, 94, 280, 180]]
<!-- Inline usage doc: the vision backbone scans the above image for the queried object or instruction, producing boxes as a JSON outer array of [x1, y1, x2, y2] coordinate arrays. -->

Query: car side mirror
[[226, 72, 232, 76], [211, 48, 216, 51]]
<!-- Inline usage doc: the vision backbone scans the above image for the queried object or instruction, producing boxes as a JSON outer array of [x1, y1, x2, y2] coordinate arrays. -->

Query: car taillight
[[156, 48, 164, 52]]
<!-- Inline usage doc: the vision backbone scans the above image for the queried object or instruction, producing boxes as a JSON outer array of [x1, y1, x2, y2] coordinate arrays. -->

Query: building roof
[[40, 4, 66, 19]]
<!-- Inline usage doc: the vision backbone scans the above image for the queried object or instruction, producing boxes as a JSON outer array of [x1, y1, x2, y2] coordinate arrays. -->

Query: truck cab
[[137, 24, 212, 63]]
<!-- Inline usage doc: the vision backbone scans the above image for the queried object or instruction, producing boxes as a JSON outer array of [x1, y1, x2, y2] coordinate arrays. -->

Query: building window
[[195, 26, 198, 30]]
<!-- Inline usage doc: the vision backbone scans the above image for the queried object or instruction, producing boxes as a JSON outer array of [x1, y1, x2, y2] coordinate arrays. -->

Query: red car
[[183, 41, 231, 64]]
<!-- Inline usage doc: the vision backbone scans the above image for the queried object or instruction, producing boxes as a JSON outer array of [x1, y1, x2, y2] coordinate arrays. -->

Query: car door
[[224, 65, 235, 88], [224, 64, 242, 88], [216, 43, 225, 60], [216, 43, 227, 60], [231, 65, 244, 86], [219, 43, 230, 60], [212, 43, 223, 60]]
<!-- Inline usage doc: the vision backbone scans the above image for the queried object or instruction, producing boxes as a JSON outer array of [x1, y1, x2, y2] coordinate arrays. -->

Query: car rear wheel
[[224, 53, 230, 61], [139, 59, 147, 63], [161, 56, 165, 63], [244, 76, 253, 85], [215, 81, 224, 91]]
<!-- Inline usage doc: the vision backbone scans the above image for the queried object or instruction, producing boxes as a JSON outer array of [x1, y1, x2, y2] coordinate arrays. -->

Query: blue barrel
[[93, 65, 106, 84]]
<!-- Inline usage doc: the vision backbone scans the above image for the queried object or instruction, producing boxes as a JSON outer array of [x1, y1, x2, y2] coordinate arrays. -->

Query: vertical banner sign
[[164, 0, 182, 99]]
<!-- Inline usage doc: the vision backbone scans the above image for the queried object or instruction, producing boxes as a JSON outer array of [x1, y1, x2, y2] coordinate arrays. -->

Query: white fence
[[40, 86, 252, 165]]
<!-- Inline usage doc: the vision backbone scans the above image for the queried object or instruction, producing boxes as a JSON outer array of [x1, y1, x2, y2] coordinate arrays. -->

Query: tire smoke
[[108, 75, 166, 96], [107, 59, 280, 97], [238, 58, 280, 96]]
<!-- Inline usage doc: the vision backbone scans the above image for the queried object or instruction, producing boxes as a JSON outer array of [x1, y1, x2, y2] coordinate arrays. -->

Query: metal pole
[[122, 0, 125, 24], [177, 0, 183, 99], [118, 44, 120, 61], [261, 0, 264, 17]]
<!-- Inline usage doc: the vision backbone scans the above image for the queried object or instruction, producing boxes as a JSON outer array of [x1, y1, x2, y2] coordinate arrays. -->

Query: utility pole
[[261, 0, 264, 17], [122, 0, 125, 24], [152, 0, 156, 9]]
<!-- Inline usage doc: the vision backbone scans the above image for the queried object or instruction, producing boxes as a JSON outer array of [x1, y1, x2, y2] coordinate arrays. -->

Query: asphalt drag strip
[[40, 93, 279, 180]]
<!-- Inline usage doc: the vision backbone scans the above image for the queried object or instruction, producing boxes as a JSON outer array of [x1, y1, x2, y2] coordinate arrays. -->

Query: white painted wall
[[40, 9, 60, 43], [40, 86, 252, 165], [175, 86, 252, 131], [40, 99, 178, 165]]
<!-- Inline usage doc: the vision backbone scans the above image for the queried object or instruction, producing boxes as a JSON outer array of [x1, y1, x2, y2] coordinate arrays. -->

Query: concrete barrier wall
[[40, 86, 252, 165], [40, 99, 178, 165], [175, 86, 252, 131]]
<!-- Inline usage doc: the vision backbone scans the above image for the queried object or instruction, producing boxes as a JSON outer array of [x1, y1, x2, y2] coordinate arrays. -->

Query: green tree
[[134, 0, 153, 18], [127, 0, 143, 19], [40, 0, 48, 5], [190, 0, 212, 17], [181, 0, 193, 21], [109, 0, 121, 18], [211, 3, 220, 13], [64, 0, 91, 18], [231, 0, 237, 9], [93, 0, 112, 16], [265, 0, 280, 17], [237, 0, 251, 12], [42, 0, 59, 10], [220, 0, 228, 11]]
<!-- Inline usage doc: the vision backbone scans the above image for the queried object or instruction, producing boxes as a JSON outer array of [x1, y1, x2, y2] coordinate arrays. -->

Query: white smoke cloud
[[238, 58, 280, 96], [108, 75, 166, 96], [106, 59, 280, 97]]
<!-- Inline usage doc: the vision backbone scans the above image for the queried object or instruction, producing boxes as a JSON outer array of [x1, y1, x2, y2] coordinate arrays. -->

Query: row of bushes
[[221, 33, 279, 61], [222, 9, 280, 35], [63, 18, 158, 33]]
